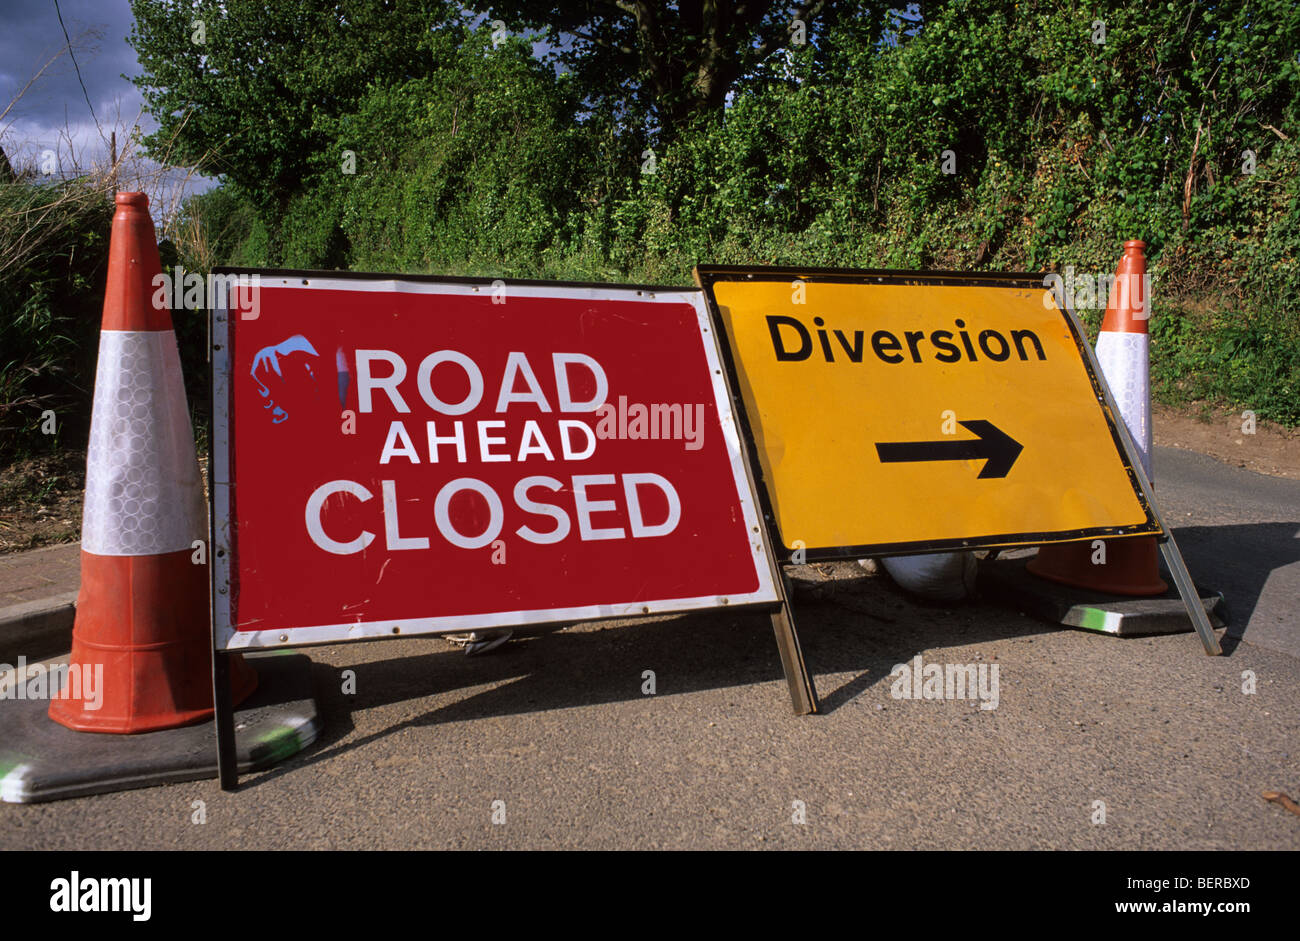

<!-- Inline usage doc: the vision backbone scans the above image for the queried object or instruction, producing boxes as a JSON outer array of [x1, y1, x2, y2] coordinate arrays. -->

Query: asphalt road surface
[[2, 446, 1296, 849]]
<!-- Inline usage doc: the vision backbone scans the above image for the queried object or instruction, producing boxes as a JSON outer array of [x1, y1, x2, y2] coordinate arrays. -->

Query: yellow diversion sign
[[694, 267, 1161, 558]]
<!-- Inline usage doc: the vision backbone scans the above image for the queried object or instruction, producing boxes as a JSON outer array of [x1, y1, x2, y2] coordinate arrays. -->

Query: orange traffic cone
[[49, 192, 257, 733], [1027, 240, 1168, 596]]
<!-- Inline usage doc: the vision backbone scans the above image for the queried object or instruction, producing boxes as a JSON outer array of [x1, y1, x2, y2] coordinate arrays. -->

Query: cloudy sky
[[0, 1, 524, 221], [1, 0, 212, 217]]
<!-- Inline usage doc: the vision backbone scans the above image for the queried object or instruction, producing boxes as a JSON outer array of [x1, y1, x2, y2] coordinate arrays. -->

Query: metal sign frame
[[695, 264, 1220, 657], [694, 265, 1162, 561], [207, 269, 818, 791], [210, 270, 780, 651]]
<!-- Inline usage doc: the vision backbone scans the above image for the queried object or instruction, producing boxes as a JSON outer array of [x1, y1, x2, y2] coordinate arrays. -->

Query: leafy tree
[[303, 31, 591, 275], [149, 0, 1299, 421], [469, 0, 878, 140], [127, 0, 462, 215]]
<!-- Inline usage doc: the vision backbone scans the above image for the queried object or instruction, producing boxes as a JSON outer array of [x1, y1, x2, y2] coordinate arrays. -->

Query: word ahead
[[875, 420, 1023, 479], [212, 274, 777, 649], [695, 267, 1159, 557]]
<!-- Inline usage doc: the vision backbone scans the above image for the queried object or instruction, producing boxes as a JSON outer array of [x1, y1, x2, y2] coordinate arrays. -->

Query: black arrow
[[874, 419, 1023, 479]]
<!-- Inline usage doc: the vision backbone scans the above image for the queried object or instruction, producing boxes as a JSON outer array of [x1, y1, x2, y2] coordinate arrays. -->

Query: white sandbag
[[877, 552, 977, 602]]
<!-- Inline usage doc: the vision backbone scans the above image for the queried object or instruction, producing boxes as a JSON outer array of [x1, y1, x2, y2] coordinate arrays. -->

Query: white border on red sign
[[212, 275, 779, 650]]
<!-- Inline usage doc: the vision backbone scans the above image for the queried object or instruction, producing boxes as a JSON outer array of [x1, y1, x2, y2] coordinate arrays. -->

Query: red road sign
[[212, 273, 777, 649]]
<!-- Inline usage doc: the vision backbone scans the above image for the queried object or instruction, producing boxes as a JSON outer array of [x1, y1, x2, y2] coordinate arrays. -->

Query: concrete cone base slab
[[0, 652, 317, 804], [978, 557, 1225, 637]]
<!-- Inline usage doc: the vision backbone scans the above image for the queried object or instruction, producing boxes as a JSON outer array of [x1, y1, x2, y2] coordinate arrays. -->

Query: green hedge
[[0, 181, 112, 461], [11, 1, 1294, 466]]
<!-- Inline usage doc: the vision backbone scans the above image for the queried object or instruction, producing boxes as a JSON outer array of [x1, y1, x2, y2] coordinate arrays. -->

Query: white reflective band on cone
[[81, 330, 207, 556], [1095, 330, 1152, 481]]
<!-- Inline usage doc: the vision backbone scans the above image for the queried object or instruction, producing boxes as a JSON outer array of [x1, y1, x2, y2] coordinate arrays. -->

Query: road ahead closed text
[[216, 278, 775, 649]]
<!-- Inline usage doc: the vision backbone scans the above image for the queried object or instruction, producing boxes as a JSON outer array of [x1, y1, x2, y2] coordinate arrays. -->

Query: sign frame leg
[[212, 649, 239, 790], [694, 271, 820, 713], [1158, 536, 1222, 655], [769, 574, 819, 715]]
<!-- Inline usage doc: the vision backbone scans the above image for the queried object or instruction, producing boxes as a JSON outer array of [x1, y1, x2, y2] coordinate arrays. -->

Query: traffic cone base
[[3, 653, 315, 803]]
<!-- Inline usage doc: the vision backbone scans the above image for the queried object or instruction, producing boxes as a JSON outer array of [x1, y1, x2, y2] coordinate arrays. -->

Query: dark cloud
[[1, 1, 141, 147], [1, 1, 213, 212]]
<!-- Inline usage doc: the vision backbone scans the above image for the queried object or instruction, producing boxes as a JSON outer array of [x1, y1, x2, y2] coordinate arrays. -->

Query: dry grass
[[1, 27, 223, 271]]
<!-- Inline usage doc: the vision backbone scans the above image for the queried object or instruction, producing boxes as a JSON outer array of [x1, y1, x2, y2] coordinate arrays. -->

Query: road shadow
[[237, 566, 1048, 790], [238, 520, 1298, 790], [1169, 521, 1300, 654]]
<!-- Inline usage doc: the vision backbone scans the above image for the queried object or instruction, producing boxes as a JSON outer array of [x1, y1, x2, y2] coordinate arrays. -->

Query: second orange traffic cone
[[1027, 240, 1167, 596], [49, 192, 257, 733]]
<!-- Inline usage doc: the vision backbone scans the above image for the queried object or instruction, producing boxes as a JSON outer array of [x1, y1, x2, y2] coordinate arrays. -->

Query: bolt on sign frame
[[209, 270, 817, 790], [693, 265, 1220, 657]]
